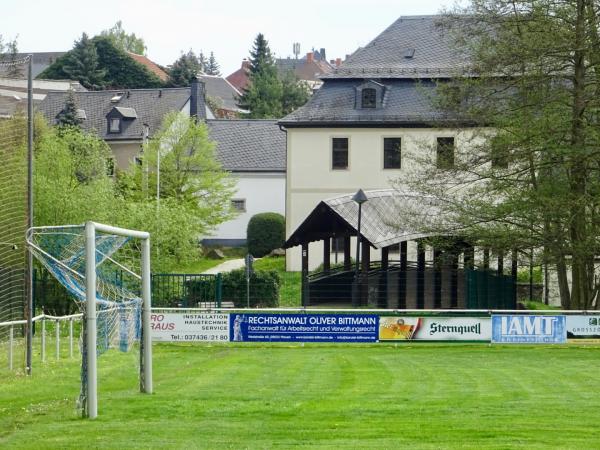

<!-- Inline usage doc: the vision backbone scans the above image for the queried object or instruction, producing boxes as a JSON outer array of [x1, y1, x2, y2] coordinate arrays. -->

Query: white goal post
[[84, 221, 153, 419]]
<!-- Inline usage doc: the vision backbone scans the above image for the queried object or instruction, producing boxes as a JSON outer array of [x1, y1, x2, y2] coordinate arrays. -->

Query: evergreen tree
[[238, 34, 283, 118], [205, 52, 221, 76], [198, 51, 209, 73], [280, 70, 310, 116], [56, 90, 82, 128], [63, 33, 106, 90], [168, 50, 201, 87], [100, 20, 146, 55]]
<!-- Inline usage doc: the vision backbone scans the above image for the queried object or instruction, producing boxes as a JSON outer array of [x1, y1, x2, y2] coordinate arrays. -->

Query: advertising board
[[566, 315, 600, 341], [379, 316, 491, 341], [151, 313, 229, 342], [229, 313, 379, 343], [491, 315, 566, 344]]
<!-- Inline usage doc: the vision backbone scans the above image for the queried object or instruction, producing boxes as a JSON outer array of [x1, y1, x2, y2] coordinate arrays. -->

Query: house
[[204, 119, 286, 246], [278, 16, 518, 307], [0, 77, 85, 117], [126, 52, 169, 83], [198, 73, 246, 118], [38, 79, 211, 169]]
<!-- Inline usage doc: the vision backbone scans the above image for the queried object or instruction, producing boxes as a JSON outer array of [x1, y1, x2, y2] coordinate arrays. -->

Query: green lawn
[[2, 343, 600, 448]]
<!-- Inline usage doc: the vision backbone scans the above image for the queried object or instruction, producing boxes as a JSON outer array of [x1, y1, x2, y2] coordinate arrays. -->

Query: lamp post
[[352, 189, 368, 307]]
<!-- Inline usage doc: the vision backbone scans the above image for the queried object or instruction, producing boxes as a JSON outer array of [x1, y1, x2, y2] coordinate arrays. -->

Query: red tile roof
[[127, 52, 169, 82]]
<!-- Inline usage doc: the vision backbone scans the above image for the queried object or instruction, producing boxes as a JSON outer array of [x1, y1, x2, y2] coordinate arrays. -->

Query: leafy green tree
[[62, 33, 107, 90], [205, 52, 221, 75], [0, 35, 21, 78], [56, 90, 82, 128], [38, 36, 163, 89], [280, 70, 310, 116], [168, 50, 202, 87], [100, 20, 146, 55], [402, 0, 600, 309], [238, 34, 283, 118]]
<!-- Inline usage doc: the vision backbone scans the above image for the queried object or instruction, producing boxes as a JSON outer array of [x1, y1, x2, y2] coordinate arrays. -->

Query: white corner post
[[85, 221, 98, 419], [141, 235, 153, 394]]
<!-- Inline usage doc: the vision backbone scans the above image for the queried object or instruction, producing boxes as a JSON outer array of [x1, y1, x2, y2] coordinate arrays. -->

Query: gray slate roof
[[325, 16, 464, 79], [199, 74, 242, 112], [279, 79, 461, 126], [206, 120, 286, 172], [38, 88, 191, 140]]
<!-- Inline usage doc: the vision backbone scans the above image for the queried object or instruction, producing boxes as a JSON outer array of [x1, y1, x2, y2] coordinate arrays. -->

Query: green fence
[[151, 273, 222, 308], [466, 269, 516, 309]]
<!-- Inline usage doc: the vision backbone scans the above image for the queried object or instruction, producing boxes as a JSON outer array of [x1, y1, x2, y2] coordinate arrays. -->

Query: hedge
[[246, 212, 285, 258], [221, 268, 279, 308]]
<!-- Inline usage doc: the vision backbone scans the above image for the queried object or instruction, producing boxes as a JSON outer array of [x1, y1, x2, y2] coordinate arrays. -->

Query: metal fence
[[151, 273, 222, 307]]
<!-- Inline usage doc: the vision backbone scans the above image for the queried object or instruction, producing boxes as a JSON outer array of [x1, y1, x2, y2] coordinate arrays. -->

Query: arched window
[[361, 88, 377, 108]]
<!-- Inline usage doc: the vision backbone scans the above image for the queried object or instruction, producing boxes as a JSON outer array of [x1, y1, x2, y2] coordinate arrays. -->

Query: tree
[[205, 52, 221, 75], [238, 34, 283, 118], [168, 50, 202, 87], [100, 20, 147, 55], [39, 36, 163, 89], [198, 51, 209, 73], [56, 90, 82, 128], [117, 112, 236, 269], [402, 1, 600, 309], [0, 35, 21, 78], [238, 34, 310, 118], [62, 33, 107, 90]]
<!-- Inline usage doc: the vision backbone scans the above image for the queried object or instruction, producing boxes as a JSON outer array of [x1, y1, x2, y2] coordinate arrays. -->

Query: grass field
[[2, 343, 600, 449]]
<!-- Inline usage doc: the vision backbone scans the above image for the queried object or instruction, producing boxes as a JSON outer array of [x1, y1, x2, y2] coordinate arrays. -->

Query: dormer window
[[361, 88, 377, 108], [109, 118, 121, 133], [356, 80, 386, 110]]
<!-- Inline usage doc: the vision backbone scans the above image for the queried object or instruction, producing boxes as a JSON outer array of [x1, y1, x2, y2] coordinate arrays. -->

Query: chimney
[[190, 77, 207, 122], [241, 59, 251, 70], [320, 48, 326, 61], [306, 52, 314, 63], [335, 58, 342, 67]]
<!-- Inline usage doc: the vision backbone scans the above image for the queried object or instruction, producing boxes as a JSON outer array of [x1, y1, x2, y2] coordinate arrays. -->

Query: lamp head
[[352, 189, 368, 205]]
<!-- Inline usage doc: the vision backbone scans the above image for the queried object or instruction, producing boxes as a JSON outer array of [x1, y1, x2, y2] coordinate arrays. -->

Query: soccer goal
[[26, 221, 152, 419]]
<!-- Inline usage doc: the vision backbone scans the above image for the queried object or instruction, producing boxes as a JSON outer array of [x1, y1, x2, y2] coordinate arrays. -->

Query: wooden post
[[433, 248, 442, 309], [380, 247, 389, 308], [450, 252, 458, 308], [497, 251, 504, 275], [399, 242, 407, 309], [464, 246, 475, 270], [483, 248, 490, 270], [323, 238, 331, 273], [343, 236, 351, 271], [417, 241, 425, 309], [511, 249, 518, 308], [301, 243, 309, 307], [360, 242, 370, 306]]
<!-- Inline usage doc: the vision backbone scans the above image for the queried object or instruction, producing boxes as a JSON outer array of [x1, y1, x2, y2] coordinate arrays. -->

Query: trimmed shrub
[[247, 212, 285, 257], [222, 268, 279, 308]]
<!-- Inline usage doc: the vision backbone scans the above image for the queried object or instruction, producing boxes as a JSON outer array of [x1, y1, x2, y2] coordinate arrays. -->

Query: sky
[[2, 0, 457, 76]]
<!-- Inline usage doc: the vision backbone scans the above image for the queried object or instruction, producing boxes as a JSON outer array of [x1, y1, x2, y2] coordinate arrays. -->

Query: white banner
[[566, 315, 600, 340], [151, 313, 229, 342], [379, 316, 491, 341]]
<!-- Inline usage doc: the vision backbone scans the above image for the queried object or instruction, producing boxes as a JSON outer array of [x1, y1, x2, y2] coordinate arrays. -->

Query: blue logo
[[492, 315, 566, 343]]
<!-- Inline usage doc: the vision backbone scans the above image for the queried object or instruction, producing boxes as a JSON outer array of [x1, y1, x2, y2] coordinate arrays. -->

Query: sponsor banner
[[379, 316, 491, 341], [566, 315, 600, 340], [151, 313, 229, 342], [492, 315, 566, 344], [229, 313, 379, 343]]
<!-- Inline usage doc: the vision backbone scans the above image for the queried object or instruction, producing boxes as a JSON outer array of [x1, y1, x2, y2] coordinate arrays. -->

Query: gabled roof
[[198, 74, 243, 112], [279, 78, 464, 127], [112, 106, 137, 118], [126, 52, 169, 82], [324, 16, 464, 79], [226, 61, 250, 93], [284, 189, 444, 249], [276, 57, 333, 82], [206, 119, 285, 172], [38, 88, 191, 140]]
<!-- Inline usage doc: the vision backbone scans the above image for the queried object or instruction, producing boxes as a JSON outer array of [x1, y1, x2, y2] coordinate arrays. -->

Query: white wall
[[208, 172, 285, 243], [285, 127, 480, 271]]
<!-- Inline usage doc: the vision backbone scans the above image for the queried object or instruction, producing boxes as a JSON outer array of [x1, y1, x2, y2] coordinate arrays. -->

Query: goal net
[[27, 221, 152, 418]]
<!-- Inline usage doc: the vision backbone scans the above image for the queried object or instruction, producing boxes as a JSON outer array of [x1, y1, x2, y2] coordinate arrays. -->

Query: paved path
[[202, 258, 248, 274]]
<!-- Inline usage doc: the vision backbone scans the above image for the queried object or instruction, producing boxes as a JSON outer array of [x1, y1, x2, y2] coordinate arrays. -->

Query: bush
[[221, 268, 279, 308], [247, 212, 285, 257]]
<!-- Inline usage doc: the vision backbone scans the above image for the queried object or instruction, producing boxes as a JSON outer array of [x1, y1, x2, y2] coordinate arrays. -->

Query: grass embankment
[[254, 256, 301, 307], [172, 247, 247, 273], [2, 343, 600, 448]]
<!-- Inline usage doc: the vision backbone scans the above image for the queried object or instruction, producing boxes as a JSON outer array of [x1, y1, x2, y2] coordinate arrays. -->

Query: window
[[361, 88, 377, 108], [436, 137, 455, 169], [109, 118, 121, 133], [383, 138, 401, 169], [231, 199, 246, 212], [332, 138, 349, 170]]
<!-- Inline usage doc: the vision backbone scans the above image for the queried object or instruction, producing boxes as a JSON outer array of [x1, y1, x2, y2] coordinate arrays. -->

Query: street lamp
[[352, 189, 368, 307]]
